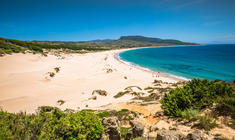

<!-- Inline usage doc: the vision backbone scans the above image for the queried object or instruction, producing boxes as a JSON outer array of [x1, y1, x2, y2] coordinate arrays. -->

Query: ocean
[[119, 44, 235, 82]]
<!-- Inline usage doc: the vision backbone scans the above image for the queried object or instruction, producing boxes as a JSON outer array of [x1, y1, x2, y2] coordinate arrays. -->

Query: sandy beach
[[0, 49, 181, 113]]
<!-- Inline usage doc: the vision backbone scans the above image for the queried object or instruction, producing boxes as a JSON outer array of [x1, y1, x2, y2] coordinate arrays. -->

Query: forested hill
[[0, 36, 198, 55], [119, 35, 197, 45]]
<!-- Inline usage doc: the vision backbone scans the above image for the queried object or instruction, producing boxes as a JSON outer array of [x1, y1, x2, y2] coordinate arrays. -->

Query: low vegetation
[[54, 67, 60, 73], [215, 95, 235, 119], [0, 36, 197, 56], [160, 79, 235, 131], [57, 99, 65, 105], [48, 72, 55, 77], [120, 126, 132, 138], [97, 109, 138, 121], [0, 107, 104, 139], [114, 86, 144, 98], [161, 79, 234, 117], [180, 108, 199, 122], [92, 89, 108, 96], [197, 114, 218, 131]]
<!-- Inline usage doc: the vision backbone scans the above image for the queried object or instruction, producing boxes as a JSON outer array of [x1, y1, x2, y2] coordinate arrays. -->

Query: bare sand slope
[[0, 49, 179, 113]]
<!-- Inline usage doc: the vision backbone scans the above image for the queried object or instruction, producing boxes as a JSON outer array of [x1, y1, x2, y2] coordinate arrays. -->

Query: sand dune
[[0, 49, 181, 113]]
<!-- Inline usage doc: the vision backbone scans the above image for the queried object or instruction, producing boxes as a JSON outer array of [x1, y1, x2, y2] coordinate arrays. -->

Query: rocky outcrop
[[130, 120, 144, 138], [156, 130, 186, 140], [151, 120, 171, 131], [102, 117, 121, 140], [186, 130, 211, 140], [154, 111, 164, 118]]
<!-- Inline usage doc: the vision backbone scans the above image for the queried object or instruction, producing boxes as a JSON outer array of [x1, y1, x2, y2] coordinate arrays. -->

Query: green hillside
[[0, 36, 198, 55]]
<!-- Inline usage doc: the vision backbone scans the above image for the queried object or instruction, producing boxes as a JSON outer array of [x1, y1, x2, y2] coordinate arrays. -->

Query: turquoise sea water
[[119, 44, 235, 82]]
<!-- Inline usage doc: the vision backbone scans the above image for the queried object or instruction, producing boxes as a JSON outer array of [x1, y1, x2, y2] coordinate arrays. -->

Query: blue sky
[[0, 0, 235, 43]]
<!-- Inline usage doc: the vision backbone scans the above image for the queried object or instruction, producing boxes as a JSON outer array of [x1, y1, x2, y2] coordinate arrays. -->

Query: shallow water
[[119, 44, 235, 82]]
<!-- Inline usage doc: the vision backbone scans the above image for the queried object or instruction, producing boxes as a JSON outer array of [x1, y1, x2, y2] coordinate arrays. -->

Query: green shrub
[[0, 49, 4, 55], [120, 127, 131, 138], [198, 114, 218, 131], [0, 107, 104, 139], [48, 72, 55, 77], [215, 95, 235, 119], [161, 79, 233, 117], [97, 111, 110, 118], [57, 99, 65, 105], [54, 67, 60, 73], [180, 108, 199, 121]]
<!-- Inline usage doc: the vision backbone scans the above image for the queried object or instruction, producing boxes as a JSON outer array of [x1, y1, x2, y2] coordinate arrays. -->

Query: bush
[[54, 67, 60, 73], [97, 111, 110, 118], [161, 79, 234, 117], [0, 107, 104, 139], [215, 95, 235, 119], [180, 108, 199, 121], [120, 127, 131, 138], [198, 114, 218, 131], [48, 72, 55, 77]]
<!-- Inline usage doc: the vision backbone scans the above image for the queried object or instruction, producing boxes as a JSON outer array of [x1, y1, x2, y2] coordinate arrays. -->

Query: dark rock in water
[[102, 117, 121, 140], [130, 120, 144, 138], [187, 130, 210, 140], [156, 130, 186, 140], [233, 80, 235, 83]]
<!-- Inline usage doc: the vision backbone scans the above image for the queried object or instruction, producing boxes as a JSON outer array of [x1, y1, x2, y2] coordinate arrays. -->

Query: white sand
[[0, 49, 181, 113]]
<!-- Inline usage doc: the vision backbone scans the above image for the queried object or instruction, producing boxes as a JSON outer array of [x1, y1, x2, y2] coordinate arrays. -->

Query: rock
[[187, 130, 211, 140], [151, 120, 171, 131], [156, 130, 186, 140], [92, 90, 108, 96], [213, 137, 229, 140], [154, 111, 164, 118], [130, 120, 144, 138], [102, 117, 121, 140]]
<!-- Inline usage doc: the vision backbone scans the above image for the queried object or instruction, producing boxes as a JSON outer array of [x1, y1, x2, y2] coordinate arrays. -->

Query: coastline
[[0, 47, 182, 113], [114, 47, 189, 82]]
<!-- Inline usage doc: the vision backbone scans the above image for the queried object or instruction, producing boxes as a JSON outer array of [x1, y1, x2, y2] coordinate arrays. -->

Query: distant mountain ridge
[[0, 35, 198, 55], [85, 35, 198, 45], [119, 35, 197, 45], [88, 39, 114, 43]]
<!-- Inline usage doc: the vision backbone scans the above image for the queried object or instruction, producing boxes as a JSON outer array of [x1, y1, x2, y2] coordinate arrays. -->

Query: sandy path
[[0, 49, 180, 113]]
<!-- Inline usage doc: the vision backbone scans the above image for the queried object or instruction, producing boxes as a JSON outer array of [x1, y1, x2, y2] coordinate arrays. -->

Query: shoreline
[[0, 47, 183, 113], [113, 47, 189, 82]]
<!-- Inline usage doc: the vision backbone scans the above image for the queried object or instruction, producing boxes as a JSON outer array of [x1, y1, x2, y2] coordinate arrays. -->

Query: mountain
[[0, 36, 198, 55], [88, 39, 114, 43], [119, 35, 197, 45]]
